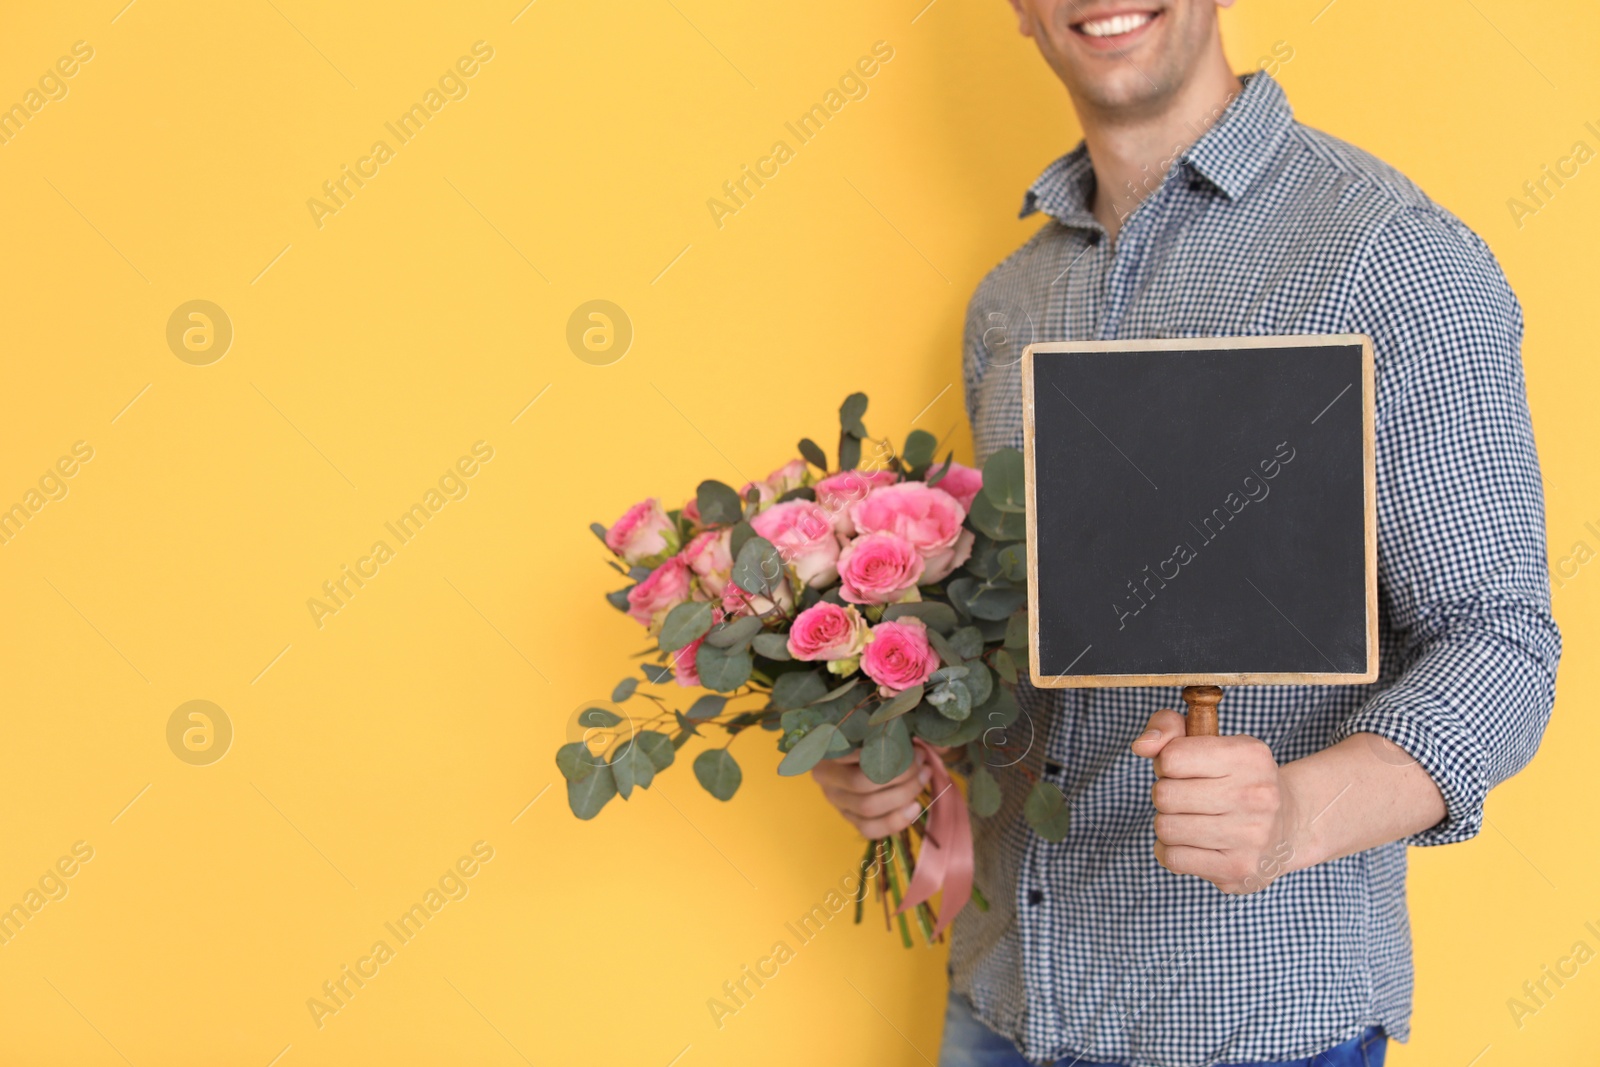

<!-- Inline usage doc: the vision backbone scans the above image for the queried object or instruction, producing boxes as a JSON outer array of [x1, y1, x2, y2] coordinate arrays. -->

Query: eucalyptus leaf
[[929, 679, 972, 721], [730, 521, 757, 561], [911, 703, 963, 744], [883, 601, 959, 634], [925, 453, 954, 487], [1024, 780, 1071, 841], [693, 749, 742, 801], [965, 538, 1004, 580], [706, 615, 764, 649], [697, 480, 744, 525], [590, 521, 609, 545], [998, 543, 1028, 582], [611, 739, 655, 798], [732, 537, 783, 597], [860, 717, 913, 784], [611, 677, 639, 703], [776, 487, 816, 503], [635, 730, 676, 772], [982, 449, 1027, 513], [778, 722, 839, 777], [556, 741, 597, 783], [577, 707, 622, 728], [968, 490, 1026, 541], [969, 764, 1002, 818], [926, 626, 961, 667], [837, 706, 873, 743], [606, 587, 633, 613], [839, 392, 869, 438], [815, 678, 862, 705], [658, 600, 715, 653], [752, 633, 792, 660], [641, 663, 674, 684], [1004, 612, 1029, 650], [696, 642, 753, 691], [968, 584, 1028, 621], [949, 625, 985, 661], [799, 437, 829, 470], [838, 433, 861, 471], [567, 763, 617, 819], [868, 684, 924, 725], [965, 661, 994, 707], [975, 684, 1021, 731], [993, 648, 1019, 684], [903, 429, 937, 471], [686, 694, 727, 720], [771, 670, 828, 711]]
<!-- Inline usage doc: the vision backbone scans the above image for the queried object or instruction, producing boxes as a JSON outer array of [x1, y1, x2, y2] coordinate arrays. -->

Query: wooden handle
[[1181, 685, 1222, 737]]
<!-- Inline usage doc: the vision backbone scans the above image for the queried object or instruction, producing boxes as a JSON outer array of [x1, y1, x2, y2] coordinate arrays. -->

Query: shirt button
[[1028, 889, 1044, 906], [1045, 761, 1063, 777], [1188, 179, 1205, 192]]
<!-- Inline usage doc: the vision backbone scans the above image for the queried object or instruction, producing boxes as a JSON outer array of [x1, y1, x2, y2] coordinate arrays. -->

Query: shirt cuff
[[1333, 658, 1494, 848]]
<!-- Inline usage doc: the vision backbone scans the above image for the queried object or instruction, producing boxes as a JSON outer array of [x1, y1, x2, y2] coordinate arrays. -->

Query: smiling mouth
[[1071, 10, 1159, 40]]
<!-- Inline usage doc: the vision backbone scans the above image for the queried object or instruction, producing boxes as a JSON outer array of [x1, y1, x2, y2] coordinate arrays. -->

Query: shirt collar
[[1020, 72, 1295, 223]]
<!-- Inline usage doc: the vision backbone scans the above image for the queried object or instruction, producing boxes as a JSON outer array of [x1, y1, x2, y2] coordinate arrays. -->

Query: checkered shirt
[[951, 71, 1560, 1067]]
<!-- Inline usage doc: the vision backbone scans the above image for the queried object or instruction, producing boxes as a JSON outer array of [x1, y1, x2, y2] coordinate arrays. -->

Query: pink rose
[[721, 575, 795, 619], [750, 500, 841, 588], [764, 459, 809, 495], [921, 528, 976, 584], [605, 498, 679, 565], [682, 529, 734, 597], [814, 469, 899, 536], [861, 617, 941, 694], [935, 463, 984, 512], [837, 532, 925, 605], [626, 556, 692, 627], [671, 634, 703, 686], [737, 479, 777, 511], [852, 482, 967, 556], [681, 497, 704, 532], [787, 602, 868, 662]]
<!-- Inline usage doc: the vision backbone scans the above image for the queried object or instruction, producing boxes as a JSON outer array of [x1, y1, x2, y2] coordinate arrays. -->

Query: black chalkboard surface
[[1022, 336, 1377, 688]]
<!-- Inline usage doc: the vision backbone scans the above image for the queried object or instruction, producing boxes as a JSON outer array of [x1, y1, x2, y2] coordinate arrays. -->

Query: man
[[810, 2, 1560, 1064]]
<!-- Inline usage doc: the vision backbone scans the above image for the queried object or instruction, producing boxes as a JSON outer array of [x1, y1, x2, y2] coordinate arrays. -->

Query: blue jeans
[[939, 992, 1387, 1067]]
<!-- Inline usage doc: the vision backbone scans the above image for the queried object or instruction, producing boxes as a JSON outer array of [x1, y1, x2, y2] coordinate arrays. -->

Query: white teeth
[[1079, 12, 1153, 37]]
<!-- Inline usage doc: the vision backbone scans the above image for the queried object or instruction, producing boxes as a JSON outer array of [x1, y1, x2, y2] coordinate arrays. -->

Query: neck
[[1079, 57, 1244, 241]]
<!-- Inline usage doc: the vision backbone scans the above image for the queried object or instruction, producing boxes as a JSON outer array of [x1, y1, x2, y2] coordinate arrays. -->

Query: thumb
[[1131, 709, 1186, 760]]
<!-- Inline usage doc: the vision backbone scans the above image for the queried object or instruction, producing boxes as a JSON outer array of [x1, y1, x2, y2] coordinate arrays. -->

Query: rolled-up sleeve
[[1335, 207, 1561, 847]]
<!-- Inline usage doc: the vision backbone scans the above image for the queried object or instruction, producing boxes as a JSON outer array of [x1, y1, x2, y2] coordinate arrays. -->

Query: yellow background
[[1, 1, 1595, 1063]]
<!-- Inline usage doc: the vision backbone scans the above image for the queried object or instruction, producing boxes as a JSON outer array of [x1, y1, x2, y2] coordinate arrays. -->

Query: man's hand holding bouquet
[[556, 394, 1069, 944]]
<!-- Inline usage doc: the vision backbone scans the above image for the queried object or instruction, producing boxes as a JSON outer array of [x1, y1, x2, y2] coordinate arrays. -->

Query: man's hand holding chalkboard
[[1133, 709, 1302, 895]]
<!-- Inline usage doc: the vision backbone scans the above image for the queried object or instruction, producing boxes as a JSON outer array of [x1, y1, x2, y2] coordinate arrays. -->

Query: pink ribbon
[[895, 737, 974, 939]]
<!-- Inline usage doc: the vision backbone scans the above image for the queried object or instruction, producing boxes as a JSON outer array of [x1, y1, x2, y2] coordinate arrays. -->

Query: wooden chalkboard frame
[[1021, 334, 1378, 688]]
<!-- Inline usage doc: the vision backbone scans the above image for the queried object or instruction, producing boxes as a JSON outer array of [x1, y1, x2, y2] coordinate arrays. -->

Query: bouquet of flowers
[[557, 393, 1069, 945]]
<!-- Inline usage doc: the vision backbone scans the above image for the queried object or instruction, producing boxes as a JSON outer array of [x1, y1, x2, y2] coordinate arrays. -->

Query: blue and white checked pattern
[[950, 72, 1560, 1067]]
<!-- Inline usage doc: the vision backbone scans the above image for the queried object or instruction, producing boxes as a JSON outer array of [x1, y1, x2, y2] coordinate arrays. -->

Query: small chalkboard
[[1022, 335, 1377, 688]]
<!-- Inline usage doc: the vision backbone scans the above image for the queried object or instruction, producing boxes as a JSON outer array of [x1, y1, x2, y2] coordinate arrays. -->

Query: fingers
[[1153, 842, 1234, 883], [811, 746, 926, 791], [1152, 813, 1236, 850], [811, 751, 934, 838], [1151, 734, 1263, 779], [1130, 708, 1186, 759], [1150, 776, 1232, 815]]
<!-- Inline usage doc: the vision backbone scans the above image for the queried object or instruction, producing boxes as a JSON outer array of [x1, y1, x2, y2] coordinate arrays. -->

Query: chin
[[1034, 1, 1211, 113]]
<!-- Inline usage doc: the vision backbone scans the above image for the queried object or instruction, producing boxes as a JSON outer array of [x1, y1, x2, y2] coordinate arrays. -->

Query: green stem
[[897, 830, 936, 945], [881, 837, 913, 949], [853, 838, 876, 925]]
